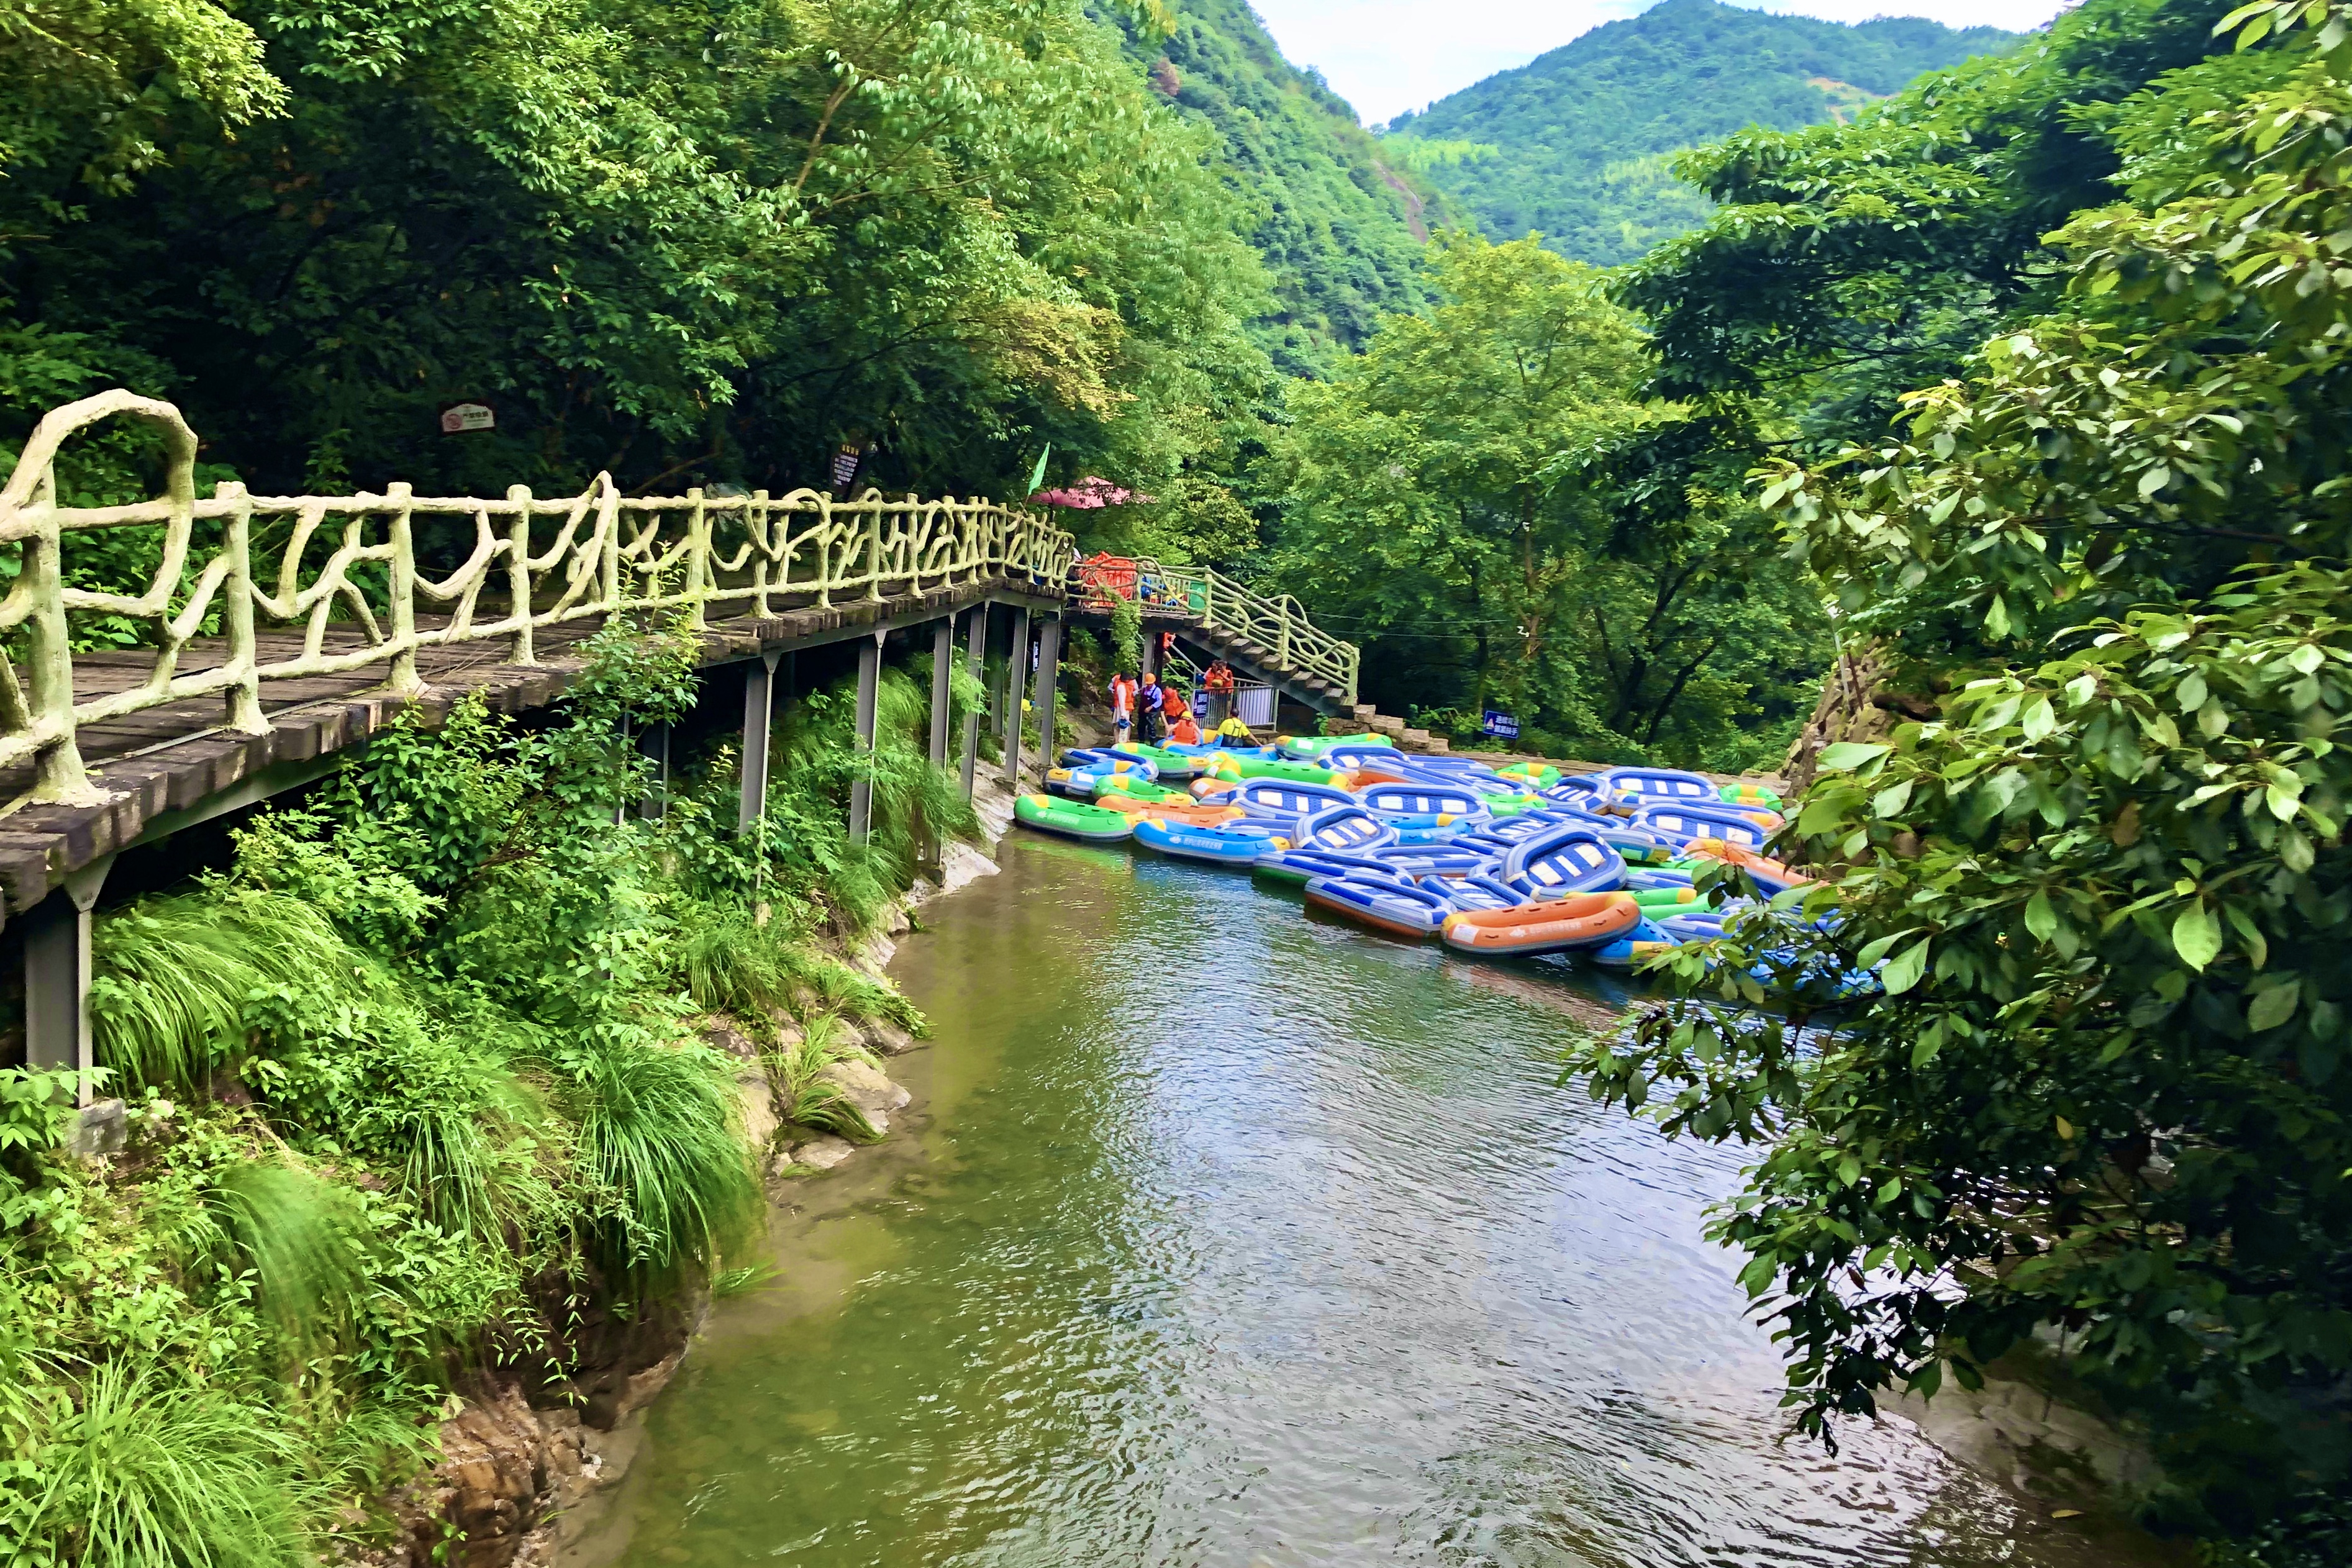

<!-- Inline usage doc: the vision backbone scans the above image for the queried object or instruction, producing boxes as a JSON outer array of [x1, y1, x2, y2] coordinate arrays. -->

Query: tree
[[1570, 6, 2352, 1549], [1269, 232, 1825, 764]]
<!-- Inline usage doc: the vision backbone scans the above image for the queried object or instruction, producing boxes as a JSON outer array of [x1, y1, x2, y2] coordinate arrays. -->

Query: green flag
[[1026, 442, 1051, 496]]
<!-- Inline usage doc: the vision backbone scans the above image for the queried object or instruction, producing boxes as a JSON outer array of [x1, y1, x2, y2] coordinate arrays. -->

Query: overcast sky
[[1250, 0, 2075, 127]]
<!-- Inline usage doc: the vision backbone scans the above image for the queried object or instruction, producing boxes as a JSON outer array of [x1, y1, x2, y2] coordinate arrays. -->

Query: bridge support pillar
[[22, 858, 125, 1153], [928, 618, 953, 768], [1034, 615, 1061, 777], [959, 606, 986, 799], [850, 629, 883, 844], [738, 650, 781, 836], [1004, 608, 1030, 786]]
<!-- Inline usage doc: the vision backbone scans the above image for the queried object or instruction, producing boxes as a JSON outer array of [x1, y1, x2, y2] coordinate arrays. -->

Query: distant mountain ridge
[[1386, 0, 2022, 266], [1143, 0, 1445, 373]]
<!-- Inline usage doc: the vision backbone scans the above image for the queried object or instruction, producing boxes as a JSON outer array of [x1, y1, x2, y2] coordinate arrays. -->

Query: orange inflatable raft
[[1438, 890, 1641, 958]]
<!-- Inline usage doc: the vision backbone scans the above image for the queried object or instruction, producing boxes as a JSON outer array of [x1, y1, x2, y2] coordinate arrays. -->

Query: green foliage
[[1561, 1, 2352, 1552], [0, 0, 1274, 510], [565, 1031, 759, 1279], [1392, 0, 2016, 266], [1269, 232, 1828, 764], [768, 1015, 883, 1145], [7, 1357, 310, 1568], [1148, 0, 1433, 372], [1107, 594, 1143, 677]]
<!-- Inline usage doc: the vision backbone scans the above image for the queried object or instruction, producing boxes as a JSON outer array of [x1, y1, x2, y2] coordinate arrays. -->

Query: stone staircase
[[1350, 703, 1450, 754]]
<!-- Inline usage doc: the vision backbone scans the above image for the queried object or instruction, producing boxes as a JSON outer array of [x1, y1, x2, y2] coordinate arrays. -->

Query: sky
[[1249, 0, 2076, 127]]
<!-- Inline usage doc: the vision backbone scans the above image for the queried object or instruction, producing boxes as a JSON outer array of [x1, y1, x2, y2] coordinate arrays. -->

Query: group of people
[[1109, 659, 1249, 748]]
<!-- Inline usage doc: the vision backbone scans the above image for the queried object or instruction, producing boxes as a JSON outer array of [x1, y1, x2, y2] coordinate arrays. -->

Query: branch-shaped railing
[[0, 391, 1076, 805], [1071, 555, 1359, 705]]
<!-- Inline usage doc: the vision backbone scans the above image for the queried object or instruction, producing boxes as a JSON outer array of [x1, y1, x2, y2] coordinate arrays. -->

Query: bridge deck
[[0, 576, 1058, 922]]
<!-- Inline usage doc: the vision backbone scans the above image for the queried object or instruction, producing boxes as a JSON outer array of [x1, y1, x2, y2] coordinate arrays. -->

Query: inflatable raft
[[1252, 848, 1394, 887], [1683, 837, 1814, 896], [1289, 804, 1399, 854], [1439, 890, 1641, 958], [1632, 804, 1774, 853], [1596, 767, 1717, 805], [1228, 779, 1359, 822], [1112, 741, 1201, 781], [1367, 843, 1491, 879], [1302, 873, 1456, 938], [1014, 794, 1134, 843], [1132, 815, 1283, 867], [1499, 825, 1628, 897]]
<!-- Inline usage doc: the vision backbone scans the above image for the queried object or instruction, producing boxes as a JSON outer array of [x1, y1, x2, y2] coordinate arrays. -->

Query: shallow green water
[[573, 836, 2173, 1568]]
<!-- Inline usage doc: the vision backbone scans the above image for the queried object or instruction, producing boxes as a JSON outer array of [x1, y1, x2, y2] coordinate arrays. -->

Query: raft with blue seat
[[1132, 815, 1284, 867], [1361, 781, 1487, 820], [1439, 890, 1642, 958], [1014, 794, 1135, 843], [1324, 742, 1411, 773], [1595, 767, 1717, 806], [1228, 779, 1360, 823], [1112, 741, 1201, 781], [1253, 848, 1394, 887], [1632, 804, 1775, 853], [1287, 803, 1399, 854], [1499, 825, 1627, 897], [1302, 872, 1457, 938], [1368, 843, 1492, 879]]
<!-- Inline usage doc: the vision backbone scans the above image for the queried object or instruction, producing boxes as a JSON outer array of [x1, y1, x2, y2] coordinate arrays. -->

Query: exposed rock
[[784, 1133, 858, 1170], [699, 1021, 758, 1060], [863, 1020, 917, 1056], [818, 1057, 910, 1117], [398, 1384, 593, 1568], [738, 1069, 780, 1156]]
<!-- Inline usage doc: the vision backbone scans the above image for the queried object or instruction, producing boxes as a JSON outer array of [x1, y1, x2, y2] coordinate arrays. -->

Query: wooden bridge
[[0, 391, 1362, 1140]]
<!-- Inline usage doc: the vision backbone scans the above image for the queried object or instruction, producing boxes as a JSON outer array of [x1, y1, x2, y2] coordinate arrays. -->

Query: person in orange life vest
[[1109, 671, 1138, 740], [1168, 712, 1202, 746], [1160, 681, 1189, 722]]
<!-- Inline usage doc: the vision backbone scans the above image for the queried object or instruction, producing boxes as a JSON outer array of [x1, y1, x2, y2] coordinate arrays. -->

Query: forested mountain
[[1386, 0, 2019, 264], [1145, 0, 1438, 373]]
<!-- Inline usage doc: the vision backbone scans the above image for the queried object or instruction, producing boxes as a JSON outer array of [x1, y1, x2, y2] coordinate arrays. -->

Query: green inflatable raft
[[1014, 793, 1134, 843]]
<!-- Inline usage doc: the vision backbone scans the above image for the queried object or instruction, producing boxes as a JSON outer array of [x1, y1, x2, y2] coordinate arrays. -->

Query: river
[[568, 836, 2175, 1568]]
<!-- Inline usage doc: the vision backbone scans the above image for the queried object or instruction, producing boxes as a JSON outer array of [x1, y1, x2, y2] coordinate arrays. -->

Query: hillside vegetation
[[1148, 0, 1440, 373], [1386, 0, 2018, 263]]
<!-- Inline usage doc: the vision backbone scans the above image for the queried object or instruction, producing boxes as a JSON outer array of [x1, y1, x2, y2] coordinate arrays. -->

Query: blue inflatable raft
[[1132, 815, 1284, 867], [1303, 873, 1458, 938], [1499, 825, 1627, 897], [1228, 779, 1360, 823], [1289, 803, 1399, 854], [1632, 804, 1775, 853]]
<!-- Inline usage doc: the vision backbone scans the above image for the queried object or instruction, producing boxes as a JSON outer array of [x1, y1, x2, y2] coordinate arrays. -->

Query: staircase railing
[[1069, 555, 1359, 706], [0, 391, 1076, 806]]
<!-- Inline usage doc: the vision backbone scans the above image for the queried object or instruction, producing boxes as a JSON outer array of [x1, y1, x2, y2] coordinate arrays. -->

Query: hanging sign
[[439, 402, 495, 433], [1481, 709, 1520, 740], [831, 442, 863, 489]]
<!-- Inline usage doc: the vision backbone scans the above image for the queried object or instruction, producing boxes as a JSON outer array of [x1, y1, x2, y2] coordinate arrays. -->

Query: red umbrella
[[1029, 475, 1156, 509]]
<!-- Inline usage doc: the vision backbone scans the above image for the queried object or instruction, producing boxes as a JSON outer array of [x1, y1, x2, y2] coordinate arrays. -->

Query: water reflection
[[576, 838, 2170, 1568]]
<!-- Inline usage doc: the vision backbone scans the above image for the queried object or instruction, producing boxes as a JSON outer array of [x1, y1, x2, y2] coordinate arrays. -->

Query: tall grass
[[676, 903, 924, 1031], [193, 1161, 366, 1349], [571, 1031, 761, 1278], [769, 1015, 883, 1144], [23, 1358, 309, 1568], [89, 889, 361, 1098]]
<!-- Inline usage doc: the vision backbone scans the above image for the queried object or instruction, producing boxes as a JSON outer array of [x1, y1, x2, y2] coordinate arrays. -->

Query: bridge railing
[[1070, 554, 1358, 706], [0, 391, 1076, 805]]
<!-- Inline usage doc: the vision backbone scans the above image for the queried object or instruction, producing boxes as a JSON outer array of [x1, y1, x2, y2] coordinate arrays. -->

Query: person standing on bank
[[1137, 671, 1163, 744], [1109, 669, 1138, 742]]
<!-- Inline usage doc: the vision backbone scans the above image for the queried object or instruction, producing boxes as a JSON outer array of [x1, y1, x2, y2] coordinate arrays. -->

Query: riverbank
[[386, 756, 1027, 1568], [555, 833, 2182, 1568]]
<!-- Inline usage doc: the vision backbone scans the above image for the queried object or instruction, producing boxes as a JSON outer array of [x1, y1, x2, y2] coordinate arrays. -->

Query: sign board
[[831, 442, 862, 489], [1481, 709, 1520, 740], [439, 402, 495, 434]]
